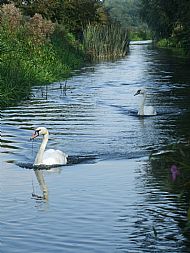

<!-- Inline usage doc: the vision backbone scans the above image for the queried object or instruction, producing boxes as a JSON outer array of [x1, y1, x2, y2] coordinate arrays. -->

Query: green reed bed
[[83, 24, 129, 60]]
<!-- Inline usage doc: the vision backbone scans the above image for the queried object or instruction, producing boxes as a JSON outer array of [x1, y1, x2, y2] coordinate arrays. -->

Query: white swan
[[31, 127, 68, 166], [134, 89, 157, 116]]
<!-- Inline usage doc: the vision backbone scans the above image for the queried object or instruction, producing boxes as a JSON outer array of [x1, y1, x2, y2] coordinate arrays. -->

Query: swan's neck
[[34, 133, 49, 165], [138, 93, 146, 116]]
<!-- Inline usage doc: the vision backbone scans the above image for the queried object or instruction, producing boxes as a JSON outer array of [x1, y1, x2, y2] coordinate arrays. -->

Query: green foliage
[[104, 0, 141, 28], [83, 24, 129, 60], [140, 0, 176, 39], [51, 25, 85, 70], [59, 0, 108, 33], [156, 38, 184, 50], [12, 0, 62, 20], [104, 0, 151, 40], [0, 3, 85, 108], [12, 0, 109, 36], [129, 27, 151, 41], [140, 0, 190, 53]]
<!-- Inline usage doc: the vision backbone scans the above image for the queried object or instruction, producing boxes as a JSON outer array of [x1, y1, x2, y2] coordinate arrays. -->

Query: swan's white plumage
[[134, 89, 157, 116], [142, 105, 157, 116], [42, 149, 68, 165], [31, 127, 68, 166]]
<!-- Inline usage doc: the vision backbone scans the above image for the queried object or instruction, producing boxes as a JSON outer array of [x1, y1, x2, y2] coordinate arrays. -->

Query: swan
[[31, 127, 68, 166], [134, 89, 157, 116]]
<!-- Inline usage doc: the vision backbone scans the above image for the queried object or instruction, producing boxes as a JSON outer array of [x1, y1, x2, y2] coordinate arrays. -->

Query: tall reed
[[83, 24, 129, 60]]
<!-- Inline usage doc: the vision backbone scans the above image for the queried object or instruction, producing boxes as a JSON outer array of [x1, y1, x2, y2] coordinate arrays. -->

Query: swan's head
[[31, 127, 49, 139], [134, 89, 146, 96]]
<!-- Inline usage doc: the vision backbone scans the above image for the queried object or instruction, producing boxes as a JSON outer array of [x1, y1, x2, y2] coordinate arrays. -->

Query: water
[[1, 43, 190, 252]]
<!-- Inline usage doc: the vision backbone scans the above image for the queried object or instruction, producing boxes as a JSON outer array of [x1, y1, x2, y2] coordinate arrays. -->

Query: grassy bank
[[0, 4, 86, 108], [156, 38, 190, 57]]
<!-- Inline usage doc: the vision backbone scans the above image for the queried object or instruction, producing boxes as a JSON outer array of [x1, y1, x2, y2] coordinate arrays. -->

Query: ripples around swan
[[1, 43, 190, 252]]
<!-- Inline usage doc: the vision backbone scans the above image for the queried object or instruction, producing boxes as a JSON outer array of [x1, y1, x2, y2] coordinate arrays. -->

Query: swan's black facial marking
[[35, 129, 40, 136], [30, 129, 40, 140], [134, 89, 141, 96]]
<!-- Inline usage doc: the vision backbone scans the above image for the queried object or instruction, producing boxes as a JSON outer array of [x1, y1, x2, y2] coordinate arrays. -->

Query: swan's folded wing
[[43, 149, 68, 165], [144, 106, 157, 116]]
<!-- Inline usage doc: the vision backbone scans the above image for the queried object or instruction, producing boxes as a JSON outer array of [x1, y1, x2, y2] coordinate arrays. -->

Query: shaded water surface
[[1, 43, 190, 252]]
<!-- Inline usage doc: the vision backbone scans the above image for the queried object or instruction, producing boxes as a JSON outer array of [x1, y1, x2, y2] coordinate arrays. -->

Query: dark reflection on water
[[1, 43, 190, 252], [17, 155, 98, 170]]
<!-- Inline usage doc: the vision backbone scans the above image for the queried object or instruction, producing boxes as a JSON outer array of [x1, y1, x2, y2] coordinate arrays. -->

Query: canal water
[[1, 43, 190, 252]]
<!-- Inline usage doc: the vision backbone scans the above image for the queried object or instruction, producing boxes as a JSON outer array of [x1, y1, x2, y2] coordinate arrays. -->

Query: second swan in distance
[[134, 89, 157, 116]]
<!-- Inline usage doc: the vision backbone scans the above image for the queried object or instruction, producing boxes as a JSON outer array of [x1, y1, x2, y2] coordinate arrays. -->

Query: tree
[[58, 0, 108, 33], [11, 0, 108, 37], [140, 0, 190, 51], [12, 0, 61, 21], [104, 0, 150, 40], [140, 0, 179, 39]]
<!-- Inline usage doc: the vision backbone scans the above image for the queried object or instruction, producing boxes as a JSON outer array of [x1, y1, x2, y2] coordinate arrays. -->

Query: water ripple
[[1, 43, 190, 253]]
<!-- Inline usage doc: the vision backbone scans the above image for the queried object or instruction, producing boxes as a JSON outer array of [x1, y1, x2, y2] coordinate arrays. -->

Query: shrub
[[26, 13, 55, 45], [0, 3, 22, 33]]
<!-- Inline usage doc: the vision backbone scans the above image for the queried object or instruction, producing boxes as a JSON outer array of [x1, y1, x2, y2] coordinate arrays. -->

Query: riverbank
[[0, 4, 86, 108], [0, 30, 86, 108], [155, 38, 190, 57]]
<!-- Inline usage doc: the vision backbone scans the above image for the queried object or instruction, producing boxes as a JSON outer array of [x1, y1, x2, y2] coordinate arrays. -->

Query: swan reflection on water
[[17, 155, 96, 200], [32, 169, 49, 200], [134, 89, 157, 116]]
